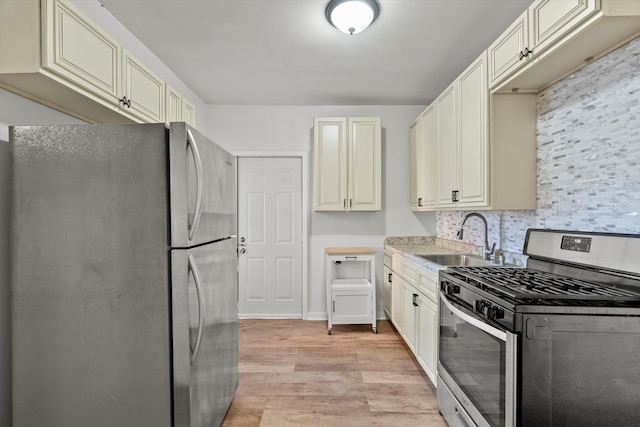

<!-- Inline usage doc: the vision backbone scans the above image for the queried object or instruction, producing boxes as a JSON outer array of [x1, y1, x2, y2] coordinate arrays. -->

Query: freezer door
[[172, 238, 239, 427], [169, 123, 236, 247]]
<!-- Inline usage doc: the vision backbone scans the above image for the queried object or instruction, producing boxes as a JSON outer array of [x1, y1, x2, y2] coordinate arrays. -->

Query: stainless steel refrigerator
[[9, 123, 238, 427]]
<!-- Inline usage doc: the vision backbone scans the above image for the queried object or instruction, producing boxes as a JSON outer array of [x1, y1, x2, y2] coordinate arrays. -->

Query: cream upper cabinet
[[457, 53, 488, 207], [314, 117, 381, 211], [314, 118, 348, 211], [436, 54, 488, 208], [528, 0, 598, 54], [492, 0, 640, 91], [43, 0, 121, 106], [414, 52, 537, 211], [409, 105, 436, 211], [166, 85, 197, 127], [122, 50, 165, 123], [182, 99, 196, 127], [420, 106, 437, 209], [0, 0, 192, 125], [409, 118, 421, 209], [488, 10, 529, 87], [165, 85, 182, 123], [435, 84, 457, 208]]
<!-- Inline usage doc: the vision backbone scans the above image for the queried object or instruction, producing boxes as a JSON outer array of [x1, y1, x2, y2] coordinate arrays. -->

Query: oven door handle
[[440, 293, 507, 342]]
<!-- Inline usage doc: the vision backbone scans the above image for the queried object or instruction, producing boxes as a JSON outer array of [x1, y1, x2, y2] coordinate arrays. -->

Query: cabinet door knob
[[119, 96, 132, 108], [519, 47, 533, 60], [418, 197, 423, 207]]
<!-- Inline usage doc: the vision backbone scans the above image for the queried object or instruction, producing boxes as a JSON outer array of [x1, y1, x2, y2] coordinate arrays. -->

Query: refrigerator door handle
[[188, 253, 206, 365], [187, 129, 204, 242]]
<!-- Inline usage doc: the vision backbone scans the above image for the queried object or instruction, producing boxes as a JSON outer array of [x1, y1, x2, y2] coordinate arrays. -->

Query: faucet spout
[[458, 213, 495, 260]]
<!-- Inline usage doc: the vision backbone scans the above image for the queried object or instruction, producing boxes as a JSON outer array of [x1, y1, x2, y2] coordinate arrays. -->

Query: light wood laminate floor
[[222, 319, 447, 427]]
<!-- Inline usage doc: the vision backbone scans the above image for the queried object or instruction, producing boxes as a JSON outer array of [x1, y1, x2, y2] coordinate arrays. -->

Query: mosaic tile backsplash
[[437, 36, 640, 262]]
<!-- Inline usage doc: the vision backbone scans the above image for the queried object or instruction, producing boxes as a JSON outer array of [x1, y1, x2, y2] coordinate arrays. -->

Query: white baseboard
[[238, 314, 303, 320]]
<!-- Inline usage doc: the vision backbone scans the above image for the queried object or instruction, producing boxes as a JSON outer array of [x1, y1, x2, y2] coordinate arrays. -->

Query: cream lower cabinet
[[383, 265, 392, 318], [391, 274, 404, 334], [314, 117, 382, 211], [416, 270, 439, 385], [402, 280, 419, 354], [386, 254, 439, 387]]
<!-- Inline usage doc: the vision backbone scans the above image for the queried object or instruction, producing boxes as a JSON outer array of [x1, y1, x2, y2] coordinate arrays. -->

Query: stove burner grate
[[446, 267, 640, 302]]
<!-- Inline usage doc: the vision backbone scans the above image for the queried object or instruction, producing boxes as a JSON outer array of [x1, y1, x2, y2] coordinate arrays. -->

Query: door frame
[[234, 151, 309, 320]]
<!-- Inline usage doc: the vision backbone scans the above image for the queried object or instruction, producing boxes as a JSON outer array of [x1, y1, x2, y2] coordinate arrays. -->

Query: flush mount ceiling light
[[326, 0, 380, 35]]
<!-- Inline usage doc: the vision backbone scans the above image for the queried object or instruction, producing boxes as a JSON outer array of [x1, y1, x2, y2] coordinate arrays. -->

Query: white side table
[[325, 247, 377, 335]]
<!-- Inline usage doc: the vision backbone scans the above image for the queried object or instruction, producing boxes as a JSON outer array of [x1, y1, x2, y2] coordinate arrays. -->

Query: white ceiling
[[96, 0, 533, 106]]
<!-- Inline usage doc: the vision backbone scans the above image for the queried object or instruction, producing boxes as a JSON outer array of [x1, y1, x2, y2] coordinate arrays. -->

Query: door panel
[[170, 123, 236, 247], [171, 239, 238, 427], [238, 157, 302, 317]]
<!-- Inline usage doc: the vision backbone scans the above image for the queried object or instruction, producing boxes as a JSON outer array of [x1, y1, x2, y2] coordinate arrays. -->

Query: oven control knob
[[487, 306, 504, 320], [445, 283, 461, 295]]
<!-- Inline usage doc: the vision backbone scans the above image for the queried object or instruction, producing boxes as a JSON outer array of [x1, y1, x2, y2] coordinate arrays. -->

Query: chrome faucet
[[458, 212, 496, 260]]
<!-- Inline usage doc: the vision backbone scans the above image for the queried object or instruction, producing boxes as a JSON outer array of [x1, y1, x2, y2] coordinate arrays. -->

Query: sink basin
[[416, 253, 498, 267]]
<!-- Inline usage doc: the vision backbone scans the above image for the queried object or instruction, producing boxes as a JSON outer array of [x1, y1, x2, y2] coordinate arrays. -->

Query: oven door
[[438, 293, 517, 427]]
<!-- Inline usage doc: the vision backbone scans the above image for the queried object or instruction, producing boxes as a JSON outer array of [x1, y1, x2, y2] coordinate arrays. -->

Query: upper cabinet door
[[419, 105, 437, 209], [457, 54, 488, 207], [348, 117, 381, 211], [314, 118, 348, 211], [43, 0, 120, 103], [435, 84, 457, 208], [183, 99, 196, 127], [488, 10, 529, 87], [123, 50, 165, 123], [529, 0, 598, 55], [165, 85, 182, 124], [409, 118, 421, 209]]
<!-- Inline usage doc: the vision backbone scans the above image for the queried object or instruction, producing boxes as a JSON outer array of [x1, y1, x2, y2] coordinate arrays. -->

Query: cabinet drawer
[[384, 251, 392, 268], [419, 269, 439, 303], [392, 254, 405, 275], [328, 254, 372, 263], [403, 260, 418, 286]]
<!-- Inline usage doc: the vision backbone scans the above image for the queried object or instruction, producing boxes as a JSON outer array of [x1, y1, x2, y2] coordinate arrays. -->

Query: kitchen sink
[[416, 253, 499, 267]]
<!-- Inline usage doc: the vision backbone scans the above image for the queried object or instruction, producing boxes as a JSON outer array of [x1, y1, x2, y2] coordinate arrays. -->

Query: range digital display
[[560, 236, 592, 253]]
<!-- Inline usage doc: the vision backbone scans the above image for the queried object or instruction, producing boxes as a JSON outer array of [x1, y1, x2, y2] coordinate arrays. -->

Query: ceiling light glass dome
[[326, 0, 380, 35]]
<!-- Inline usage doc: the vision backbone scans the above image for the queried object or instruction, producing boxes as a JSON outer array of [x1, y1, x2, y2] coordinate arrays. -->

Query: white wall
[[204, 105, 437, 318]]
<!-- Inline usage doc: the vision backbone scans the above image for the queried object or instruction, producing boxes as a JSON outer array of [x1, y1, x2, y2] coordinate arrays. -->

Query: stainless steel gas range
[[437, 229, 640, 427]]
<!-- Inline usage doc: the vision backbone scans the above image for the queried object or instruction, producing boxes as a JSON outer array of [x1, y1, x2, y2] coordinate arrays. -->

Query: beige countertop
[[384, 236, 480, 273], [384, 236, 523, 272]]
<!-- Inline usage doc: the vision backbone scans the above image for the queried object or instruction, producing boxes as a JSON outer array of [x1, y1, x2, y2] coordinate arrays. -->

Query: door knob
[[238, 248, 246, 254]]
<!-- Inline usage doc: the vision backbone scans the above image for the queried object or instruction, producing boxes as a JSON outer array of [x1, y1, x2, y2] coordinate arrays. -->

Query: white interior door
[[237, 157, 302, 318]]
